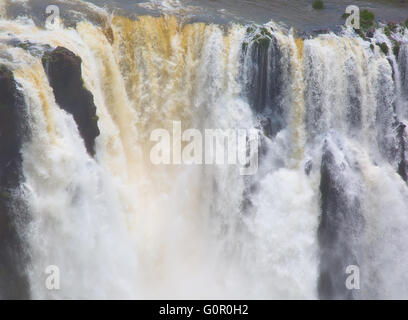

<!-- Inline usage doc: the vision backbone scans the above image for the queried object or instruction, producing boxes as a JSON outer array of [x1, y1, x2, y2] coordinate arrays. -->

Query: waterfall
[[1, 0, 408, 299]]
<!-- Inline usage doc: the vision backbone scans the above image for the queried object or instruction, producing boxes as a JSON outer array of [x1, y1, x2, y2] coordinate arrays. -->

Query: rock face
[[396, 45, 408, 183], [0, 65, 30, 299], [42, 46, 100, 156], [400, 44, 408, 98], [318, 140, 363, 300], [396, 122, 408, 183], [242, 31, 285, 138]]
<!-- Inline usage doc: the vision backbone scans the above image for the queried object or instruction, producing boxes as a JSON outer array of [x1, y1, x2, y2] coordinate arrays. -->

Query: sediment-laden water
[[0, 0, 408, 299]]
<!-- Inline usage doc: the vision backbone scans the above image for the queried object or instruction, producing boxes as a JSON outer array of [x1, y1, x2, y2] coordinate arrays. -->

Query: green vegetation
[[254, 37, 270, 49], [339, 9, 406, 59], [360, 9, 375, 30], [243, 26, 273, 50], [312, 0, 324, 10], [384, 22, 398, 37], [18, 42, 30, 51], [259, 27, 272, 37], [341, 9, 375, 32], [91, 115, 99, 123], [355, 29, 367, 40], [379, 42, 389, 55], [42, 51, 53, 64], [0, 191, 10, 199], [246, 26, 255, 34], [0, 64, 8, 73], [253, 28, 272, 49], [393, 41, 401, 57], [0, 64, 14, 80]]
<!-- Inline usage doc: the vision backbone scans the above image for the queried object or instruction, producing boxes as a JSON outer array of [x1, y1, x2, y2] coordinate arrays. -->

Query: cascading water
[[1, 0, 408, 299]]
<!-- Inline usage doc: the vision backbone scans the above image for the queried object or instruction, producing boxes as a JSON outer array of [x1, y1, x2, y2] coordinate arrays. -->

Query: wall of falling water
[[1, 0, 408, 299]]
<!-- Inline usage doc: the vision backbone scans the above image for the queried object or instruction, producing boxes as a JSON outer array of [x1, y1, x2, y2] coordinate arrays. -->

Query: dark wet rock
[[260, 117, 273, 139], [366, 29, 375, 38], [396, 122, 408, 183], [294, 30, 310, 40], [242, 32, 285, 137], [345, 57, 362, 131], [304, 47, 324, 141], [379, 42, 389, 55], [0, 65, 31, 299], [305, 160, 313, 175], [242, 179, 257, 214], [42, 46, 100, 156], [374, 56, 408, 182], [5, 39, 52, 58], [295, 26, 342, 39], [399, 44, 408, 99], [240, 31, 287, 218], [375, 62, 400, 165], [103, 25, 114, 45], [318, 140, 363, 300], [312, 29, 330, 35]]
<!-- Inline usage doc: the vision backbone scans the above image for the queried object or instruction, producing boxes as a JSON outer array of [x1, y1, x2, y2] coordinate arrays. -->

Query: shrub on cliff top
[[360, 9, 375, 30], [312, 0, 324, 10]]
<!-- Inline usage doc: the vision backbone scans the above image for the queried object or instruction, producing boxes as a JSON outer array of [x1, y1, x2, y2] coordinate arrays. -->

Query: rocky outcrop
[[0, 65, 30, 299], [399, 44, 408, 99], [318, 140, 363, 300], [396, 122, 408, 183], [242, 29, 285, 138], [42, 46, 100, 156]]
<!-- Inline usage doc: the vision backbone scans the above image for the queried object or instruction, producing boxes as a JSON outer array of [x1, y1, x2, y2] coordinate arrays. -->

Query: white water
[[0, 1, 408, 299]]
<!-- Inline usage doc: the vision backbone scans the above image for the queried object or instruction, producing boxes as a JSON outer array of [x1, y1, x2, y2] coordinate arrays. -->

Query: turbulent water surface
[[0, 0, 408, 299]]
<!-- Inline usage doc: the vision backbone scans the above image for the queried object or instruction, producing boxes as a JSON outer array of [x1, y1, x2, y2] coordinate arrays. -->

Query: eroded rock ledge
[[0, 65, 30, 299], [42, 46, 100, 156], [318, 140, 364, 300]]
